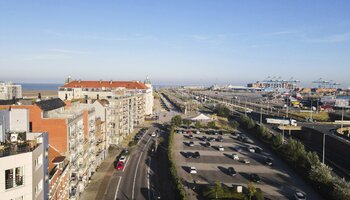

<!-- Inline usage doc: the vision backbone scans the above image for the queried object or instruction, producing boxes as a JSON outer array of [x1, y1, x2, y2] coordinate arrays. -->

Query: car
[[116, 161, 124, 170], [250, 173, 261, 183], [248, 147, 255, 153], [294, 191, 307, 200], [243, 159, 250, 164], [228, 167, 237, 176], [178, 130, 183, 134], [184, 152, 192, 158], [265, 157, 273, 166], [193, 151, 200, 159], [205, 142, 211, 147], [218, 145, 224, 151], [151, 132, 157, 137], [217, 136, 224, 142], [231, 133, 239, 139], [153, 190, 161, 200], [121, 149, 129, 156], [119, 156, 127, 163], [232, 153, 239, 160], [209, 137, 215, 142], [189, 141, 195, 147], [233, 146, 241, 152], [196, 130, 200, 134], [202, 135, 207, 140], [188, 134, 194, 139], [255, 147, 263, 153], [190, 167, 197, 174]]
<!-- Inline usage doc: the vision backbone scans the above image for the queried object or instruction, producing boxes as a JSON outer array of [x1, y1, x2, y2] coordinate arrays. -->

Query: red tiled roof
[[48, 146, 63, 172], [61, 81, 148, 89]]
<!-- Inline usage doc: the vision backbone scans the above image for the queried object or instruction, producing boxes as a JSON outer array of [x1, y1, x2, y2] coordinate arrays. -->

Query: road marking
[[122, 158, 129, 172], [132, 136, 152, 200], [114, 176, 122, 200], [148, 156, 152, 200]]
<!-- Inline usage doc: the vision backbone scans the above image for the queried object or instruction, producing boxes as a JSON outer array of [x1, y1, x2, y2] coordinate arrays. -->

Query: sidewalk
[[80, 147, 120, 200]]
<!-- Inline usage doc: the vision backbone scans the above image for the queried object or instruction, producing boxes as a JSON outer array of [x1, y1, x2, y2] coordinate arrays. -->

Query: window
[[35, 154, 43, 169], [11, 196, 24, 200], [5, 166, 24, 190], [35, 179, 43, 195]]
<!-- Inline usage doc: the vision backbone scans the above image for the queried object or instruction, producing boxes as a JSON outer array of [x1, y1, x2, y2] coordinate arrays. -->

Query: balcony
[[5, 176, 24, 190]]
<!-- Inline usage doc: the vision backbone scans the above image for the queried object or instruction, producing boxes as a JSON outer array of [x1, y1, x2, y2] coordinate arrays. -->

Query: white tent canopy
[[191, 113, 212, 121]]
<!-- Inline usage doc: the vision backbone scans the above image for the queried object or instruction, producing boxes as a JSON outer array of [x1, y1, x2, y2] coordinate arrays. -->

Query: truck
[[266, 118, 297, 126]]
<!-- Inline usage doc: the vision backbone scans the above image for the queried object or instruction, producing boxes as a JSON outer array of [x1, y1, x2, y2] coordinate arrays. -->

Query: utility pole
[[260, 106, 263, 124]]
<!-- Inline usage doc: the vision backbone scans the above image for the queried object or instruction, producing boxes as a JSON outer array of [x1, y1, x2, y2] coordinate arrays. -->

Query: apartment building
[[0, 82, 22, 100], [0, 98, 101, 200], [0, 129, 49, 200]]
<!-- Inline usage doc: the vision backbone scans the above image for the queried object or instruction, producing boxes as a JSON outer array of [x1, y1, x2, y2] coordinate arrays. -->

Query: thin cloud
[[267, 30, 300, 36], [190, 34, 226, 45], [44, 30, 156, 42], [25, 54, 72, 60], [306, 32, 350, 43], [49, 48, 87, 54]]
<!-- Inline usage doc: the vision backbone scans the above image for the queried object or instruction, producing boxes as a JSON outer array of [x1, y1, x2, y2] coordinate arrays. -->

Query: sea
[[21, 83, 61, 91]]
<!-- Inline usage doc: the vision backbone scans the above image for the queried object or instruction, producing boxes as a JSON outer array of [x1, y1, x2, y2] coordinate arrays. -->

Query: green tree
[[208, 121, 217, 129], [309, 163, 333, 187], [195, 121, 202, 129], [212, 181, 223, 199], [247, 182, 256, 200], [171, 115, 183, 127], [230, 120, 240, 130], [183, 119, 192, 127], [272, 134, 283, 147], [332, 177, 350, 200]]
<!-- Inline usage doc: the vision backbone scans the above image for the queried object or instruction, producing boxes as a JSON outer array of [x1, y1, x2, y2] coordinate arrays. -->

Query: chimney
[[110, 80, 113, 85], [38, 93, 42, 100]]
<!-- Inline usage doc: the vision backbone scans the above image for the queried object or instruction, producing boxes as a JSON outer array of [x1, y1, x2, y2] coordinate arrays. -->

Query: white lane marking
[[114, 176, 122, 200], [132, 136, 152, 200], [148, 156, 152, 200], [122, 158, 129, 172]]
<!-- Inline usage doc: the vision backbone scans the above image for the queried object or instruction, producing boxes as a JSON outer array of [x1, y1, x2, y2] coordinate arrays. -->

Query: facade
[[0, 131, 49, 200], [0, 82, 22, 100], [0, 98, 102, 200]]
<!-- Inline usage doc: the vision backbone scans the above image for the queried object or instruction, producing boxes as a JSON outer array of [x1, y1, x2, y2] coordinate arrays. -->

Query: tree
[[208, 121, 217, 129], [272, 134, 283, 147], [309, 163, 333, 187], [247, 182, 256, 200], [332, 177, 350, 200], [212, 181, 223, 199], [195, 121, 202, 129], [171, 115, 182, 127], [183, 119, 192, 127], [230, 121, 240, 130]]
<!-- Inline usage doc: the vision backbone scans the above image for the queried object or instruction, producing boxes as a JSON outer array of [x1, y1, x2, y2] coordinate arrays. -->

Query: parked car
[[218, 145, 224, 151], [202, 135, 207, 140], [153, 190, 161, 200], [233, 146, 241, 152], [151, 132, 157, 137], [116, 161, 124, 170], [184, 152, 192, 158], [228, 167, 237, 176], [188, 134, 194, 139], [205, 142, 211, 147], [294, 191, 307, 200], [196, 130, 200, 134], [190, 167, 197, 174], [189, 141, 195, 147], [121, 149, 129, 156], [255, 147, 263, 153], [119, 156, 127, 163], [232, 153, 239, 160], [265, 157, 273, 166], [243, 159, 250, 164], [248, 147, 255, 153], [231, 133, 240, 139], [217, 136, 224, 142], [193, 151, 200, 159], [250, 173, 261, 183]]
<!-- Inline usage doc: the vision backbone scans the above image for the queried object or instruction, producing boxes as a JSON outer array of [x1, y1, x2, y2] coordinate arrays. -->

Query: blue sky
[[1, 0, 350, 87]]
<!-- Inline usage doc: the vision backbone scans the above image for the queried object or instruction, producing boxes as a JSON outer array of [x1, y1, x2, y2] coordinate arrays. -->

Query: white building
[[0, 82, 22, 100], [0, 132, 49, 200]]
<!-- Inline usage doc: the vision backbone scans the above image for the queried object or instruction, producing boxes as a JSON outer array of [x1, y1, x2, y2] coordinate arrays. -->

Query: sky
[[1, 0, 350, 87]]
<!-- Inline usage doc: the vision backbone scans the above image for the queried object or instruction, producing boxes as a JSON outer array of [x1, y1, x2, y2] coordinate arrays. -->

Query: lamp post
[[322, 133, 326, 164]]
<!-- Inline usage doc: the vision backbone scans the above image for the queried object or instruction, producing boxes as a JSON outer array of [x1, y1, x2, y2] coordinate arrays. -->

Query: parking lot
[[173, 128, 322, 200]]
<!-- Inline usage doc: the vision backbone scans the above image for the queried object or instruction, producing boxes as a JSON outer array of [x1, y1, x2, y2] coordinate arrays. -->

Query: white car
[[151, 132, 157, 137], [218, 145, 224, 151], [248, 147, 255, 153], [119, 156, 127, 163], [243, 159, 250, 164], [232, 153, 239, 160], [196, 130, 200, 134], [189, 142, 195, 147], [190, 167, 197, 174], [294, 191, 306, 200]]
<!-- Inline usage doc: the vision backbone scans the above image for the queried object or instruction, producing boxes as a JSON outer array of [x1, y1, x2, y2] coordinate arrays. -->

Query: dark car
[[228, 167, 237, 176], [205, 142, 211, 147], [184, 152, 192, 158], [265, 157, 273, 166], [188, 134, 194, 139], [250, 173, 261, 183], [193, 151, 200, 159], [255, 147, 263, 153], [202, 135, 207, 140], [217, 136, 224, 142]]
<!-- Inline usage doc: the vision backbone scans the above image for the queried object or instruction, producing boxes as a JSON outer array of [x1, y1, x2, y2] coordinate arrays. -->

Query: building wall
[[10, 108, 29, 132]]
